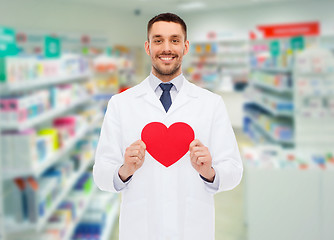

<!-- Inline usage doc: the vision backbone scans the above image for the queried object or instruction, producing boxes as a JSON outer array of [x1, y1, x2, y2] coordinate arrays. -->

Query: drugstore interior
[[1, 0, 334, 239]]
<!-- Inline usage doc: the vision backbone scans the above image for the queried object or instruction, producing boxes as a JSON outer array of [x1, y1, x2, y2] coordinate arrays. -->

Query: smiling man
[[93, 13, 243, 240]]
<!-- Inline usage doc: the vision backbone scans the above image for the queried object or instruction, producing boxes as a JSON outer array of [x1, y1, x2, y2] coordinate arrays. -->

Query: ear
[[183, 40, 190, 56], [145, 41, 151, 56]]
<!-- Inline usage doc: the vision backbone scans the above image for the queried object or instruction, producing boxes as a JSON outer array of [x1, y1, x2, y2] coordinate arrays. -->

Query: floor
[[110, 128, 249, 240]]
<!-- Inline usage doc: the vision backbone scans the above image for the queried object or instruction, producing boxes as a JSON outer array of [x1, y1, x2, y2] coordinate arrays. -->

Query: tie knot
[[159, 83, 173, 92]]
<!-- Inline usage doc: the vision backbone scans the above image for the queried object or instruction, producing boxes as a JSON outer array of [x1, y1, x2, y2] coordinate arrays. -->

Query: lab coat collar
[[148, 72, 183, 93], [134, 74, 199, 114]]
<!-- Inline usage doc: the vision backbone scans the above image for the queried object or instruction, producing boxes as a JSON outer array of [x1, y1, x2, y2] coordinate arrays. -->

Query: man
[[93, 13, 243, 240]]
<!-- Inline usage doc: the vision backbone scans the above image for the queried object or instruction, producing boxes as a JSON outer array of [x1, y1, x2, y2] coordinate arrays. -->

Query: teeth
[[161, 57, 173, 61]]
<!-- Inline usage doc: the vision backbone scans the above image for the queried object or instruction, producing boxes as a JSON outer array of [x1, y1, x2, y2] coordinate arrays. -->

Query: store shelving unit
[[185, 38, 249, 92], [243, 46, 334, 240], [2, 113, 102, 180], [0, 57, 119, 240], [101, 197, 120, 240], [244, 37, 296, 147], [62, 185, 98, 240], [5, 156, 94, 234], [0, 148, 3, 240], [0, 96, 92, 131], [0, 72, 92, 95]]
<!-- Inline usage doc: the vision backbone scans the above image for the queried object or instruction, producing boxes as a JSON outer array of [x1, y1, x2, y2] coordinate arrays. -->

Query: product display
[[185, 39, 249, 92], [0, 54, 90, 84], [242, 44, 334, 240], [0, 36, 120, 239]]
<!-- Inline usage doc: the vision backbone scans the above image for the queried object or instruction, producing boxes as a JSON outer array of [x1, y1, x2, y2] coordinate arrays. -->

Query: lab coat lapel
[[135, 77, 166, 113], [166, 77, 198, 116]]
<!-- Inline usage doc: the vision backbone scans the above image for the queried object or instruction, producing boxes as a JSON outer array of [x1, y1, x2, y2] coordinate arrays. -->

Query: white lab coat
[[93, 76, 243, 240]]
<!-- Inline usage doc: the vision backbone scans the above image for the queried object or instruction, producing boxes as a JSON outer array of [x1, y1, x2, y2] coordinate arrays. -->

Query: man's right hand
[[118, 140, 146, 182]]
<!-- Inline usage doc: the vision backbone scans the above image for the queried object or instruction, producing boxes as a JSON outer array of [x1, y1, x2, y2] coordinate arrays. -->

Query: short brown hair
[[147, 13, 187, 41]]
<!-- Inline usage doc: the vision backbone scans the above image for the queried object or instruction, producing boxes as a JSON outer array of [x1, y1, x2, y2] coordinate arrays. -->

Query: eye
[[172, 39, 180, 43], [154, 39, 162, 43]]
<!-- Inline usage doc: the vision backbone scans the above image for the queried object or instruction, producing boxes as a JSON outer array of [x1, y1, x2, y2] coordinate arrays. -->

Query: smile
[[159, 56, 176, 63]]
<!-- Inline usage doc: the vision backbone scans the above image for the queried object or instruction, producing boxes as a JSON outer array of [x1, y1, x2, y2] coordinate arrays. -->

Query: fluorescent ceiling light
[[177, 2, 206, 11]]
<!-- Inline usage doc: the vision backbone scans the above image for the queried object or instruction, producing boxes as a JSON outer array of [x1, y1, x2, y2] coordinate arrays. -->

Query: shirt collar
[[149, 72, 184, 93]]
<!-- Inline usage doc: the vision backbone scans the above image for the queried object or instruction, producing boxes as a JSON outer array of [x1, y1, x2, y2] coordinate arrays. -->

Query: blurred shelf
[[63, 185, 98, 240], [247, 90, 293, 117], [0, 71, 92, 95], [251, 67, 292, 74], [252, 99, 293, 117], [101, 198, 120, 240], [246, 114, 294, 145], [2, 114, 102, 180], [252, 80, 293, 94], [0, 96, 91, 131], [5, 156, 94, 234]]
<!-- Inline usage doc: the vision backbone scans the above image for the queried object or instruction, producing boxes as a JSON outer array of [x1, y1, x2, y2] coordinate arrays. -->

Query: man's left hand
[[189, 139, 215, 182]]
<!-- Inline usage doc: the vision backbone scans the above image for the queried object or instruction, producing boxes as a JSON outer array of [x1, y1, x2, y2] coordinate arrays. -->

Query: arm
[[189, 97, 243, 194], [93, 97, 146, 193], [209, 97, 243, 193], [93, 97, 124, 193]]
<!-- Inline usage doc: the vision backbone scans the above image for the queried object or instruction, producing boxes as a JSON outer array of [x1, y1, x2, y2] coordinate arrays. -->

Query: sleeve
[[207, 96, 243, 194], [93, 97, 127, 193], [113, 165, 133, 191], [200, 170, 220, 193]]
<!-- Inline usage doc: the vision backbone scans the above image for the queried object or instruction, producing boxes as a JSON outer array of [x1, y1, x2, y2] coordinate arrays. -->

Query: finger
[[189, 139, 200, 151], [131, 139, 144, 147], [139, 148, 146, 158], [130, 156, 141, 164], [196, 156, 207, 165], [138, 140, 146, 150], [128, 149, 144, 159], [190, 146, 204, 153]]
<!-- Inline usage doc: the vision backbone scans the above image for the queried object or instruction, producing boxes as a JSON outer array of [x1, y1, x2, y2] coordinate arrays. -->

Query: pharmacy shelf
[[2, 113, 103, 180], [252, 80, 292, 94], [251, 67, 292, 74], [5, 156, 94, 234], [0, 96, 91, 131], [0, 72, 92, 95], [101, 198, 120, 240], [3, 125, 86, 180], [63, 185, 98, 240], [251, 96, 293, 117], [246, 114, 294, 145]]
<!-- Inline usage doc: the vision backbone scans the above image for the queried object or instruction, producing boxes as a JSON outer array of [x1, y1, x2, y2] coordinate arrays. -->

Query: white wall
[[0, 0, 149, 47], [1, 0, 334, 45]]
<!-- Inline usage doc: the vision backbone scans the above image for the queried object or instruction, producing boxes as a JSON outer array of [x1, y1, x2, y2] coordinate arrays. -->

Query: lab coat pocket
[[184, 197, 215, 240], [119, 198, 148, 240]]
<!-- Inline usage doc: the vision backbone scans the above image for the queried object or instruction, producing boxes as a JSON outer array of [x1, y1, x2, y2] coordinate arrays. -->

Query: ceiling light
[[177, 2, 206, 11]]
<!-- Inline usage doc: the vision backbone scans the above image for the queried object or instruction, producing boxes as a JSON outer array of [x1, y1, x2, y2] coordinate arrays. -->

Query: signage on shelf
[[44, 36, 61, 58], [0, 27, 18, 57], [270, 40, 280, 57], [257, 21, 320, 38], [291, 36, 305, 51]]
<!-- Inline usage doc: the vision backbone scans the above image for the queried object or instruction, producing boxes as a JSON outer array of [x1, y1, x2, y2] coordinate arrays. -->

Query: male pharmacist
[[93, 12, 243, 240]]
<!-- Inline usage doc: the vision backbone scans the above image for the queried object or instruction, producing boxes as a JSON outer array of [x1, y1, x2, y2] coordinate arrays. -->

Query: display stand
[[243, 46, 334, 240], [0, 54, 113, 240]]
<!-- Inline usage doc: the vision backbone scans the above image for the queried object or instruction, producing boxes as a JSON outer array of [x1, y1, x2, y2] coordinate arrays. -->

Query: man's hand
[[119, 140, 146, 182], [189, 139, 215, 182]]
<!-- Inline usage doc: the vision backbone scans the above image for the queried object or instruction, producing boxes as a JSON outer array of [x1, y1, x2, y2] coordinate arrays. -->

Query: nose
[[161, 41, 172, 53]]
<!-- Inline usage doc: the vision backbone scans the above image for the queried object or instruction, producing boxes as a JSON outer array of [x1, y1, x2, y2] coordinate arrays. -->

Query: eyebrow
[[152, 34, 182, 39]]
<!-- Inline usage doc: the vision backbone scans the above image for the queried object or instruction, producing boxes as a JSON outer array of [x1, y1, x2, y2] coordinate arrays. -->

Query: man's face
[[145, 21, 189, 81]]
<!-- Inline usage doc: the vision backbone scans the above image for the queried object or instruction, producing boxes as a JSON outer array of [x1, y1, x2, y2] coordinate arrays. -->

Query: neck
[[152, 69, 182, 83]]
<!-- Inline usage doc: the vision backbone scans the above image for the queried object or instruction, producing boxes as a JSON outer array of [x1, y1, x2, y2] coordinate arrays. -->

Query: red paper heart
[[141, 122, 195, 167]]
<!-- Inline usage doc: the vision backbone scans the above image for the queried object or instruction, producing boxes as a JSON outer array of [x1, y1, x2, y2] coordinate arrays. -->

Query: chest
[[117, 95, 215, 150]]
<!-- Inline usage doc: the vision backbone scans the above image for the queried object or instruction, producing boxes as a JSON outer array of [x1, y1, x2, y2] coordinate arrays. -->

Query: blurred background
[[0, 0, 334, 239]]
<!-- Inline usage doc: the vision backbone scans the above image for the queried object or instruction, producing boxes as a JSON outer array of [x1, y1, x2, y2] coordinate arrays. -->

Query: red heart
[[141, 122, 195, 167]]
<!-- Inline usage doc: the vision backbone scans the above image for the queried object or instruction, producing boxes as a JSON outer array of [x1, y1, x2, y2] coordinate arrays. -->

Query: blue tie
[[159, 83, 173, 112]]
